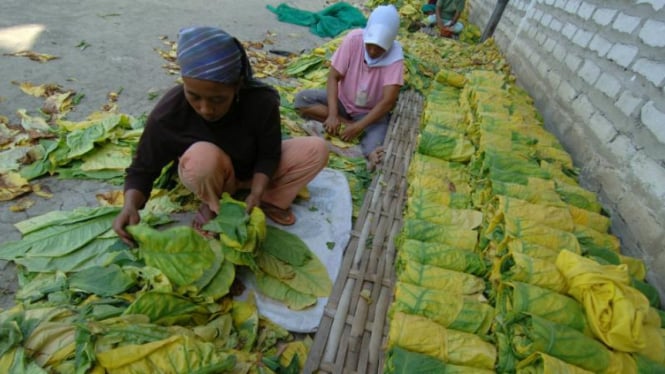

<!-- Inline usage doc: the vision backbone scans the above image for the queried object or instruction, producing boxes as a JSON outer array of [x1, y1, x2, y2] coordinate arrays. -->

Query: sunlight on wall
[[0, 24, 45, 53]]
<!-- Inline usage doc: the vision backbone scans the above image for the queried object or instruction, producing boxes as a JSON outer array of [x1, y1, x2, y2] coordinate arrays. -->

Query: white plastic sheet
[[237, 167, 352, 332]]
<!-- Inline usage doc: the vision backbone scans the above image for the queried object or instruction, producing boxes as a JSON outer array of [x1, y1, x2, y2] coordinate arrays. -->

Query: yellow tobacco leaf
[[96, 190, 124, 206], [31, 183, 52, 198], [13, 81, 63, 97], [0, 172, 31, 201], [10, 198, 34, 212], [6, 50, 59, 62]]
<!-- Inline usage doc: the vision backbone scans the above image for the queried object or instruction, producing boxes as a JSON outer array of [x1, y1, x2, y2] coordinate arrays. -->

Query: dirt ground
[[0, 0, 366, 309]]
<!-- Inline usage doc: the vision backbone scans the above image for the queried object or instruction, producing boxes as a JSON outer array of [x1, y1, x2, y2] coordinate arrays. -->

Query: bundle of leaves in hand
[[200, 193, 266, 272]]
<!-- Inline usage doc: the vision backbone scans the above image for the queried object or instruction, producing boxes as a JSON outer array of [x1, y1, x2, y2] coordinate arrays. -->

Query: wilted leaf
[[6, 50, 59, 62], [9, 197, 34, 212], [0, 171, 31, 201]]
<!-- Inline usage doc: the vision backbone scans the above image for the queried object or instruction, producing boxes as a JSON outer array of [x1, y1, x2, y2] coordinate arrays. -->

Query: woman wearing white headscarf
[[294, 5, 404, 170]]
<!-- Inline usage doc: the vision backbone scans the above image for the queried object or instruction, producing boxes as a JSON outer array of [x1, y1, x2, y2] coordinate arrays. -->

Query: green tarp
[[266, 2, 366, 38]]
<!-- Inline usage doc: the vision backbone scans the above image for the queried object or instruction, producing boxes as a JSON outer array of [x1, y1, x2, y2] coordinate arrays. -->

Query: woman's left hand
[[245, 192, 261, 213], [340, 123, 363, 142]]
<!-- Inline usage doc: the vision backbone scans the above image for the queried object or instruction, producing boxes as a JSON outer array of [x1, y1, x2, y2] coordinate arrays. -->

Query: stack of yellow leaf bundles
[[465, 70, 665, 372], [385, 76, 498, 372]]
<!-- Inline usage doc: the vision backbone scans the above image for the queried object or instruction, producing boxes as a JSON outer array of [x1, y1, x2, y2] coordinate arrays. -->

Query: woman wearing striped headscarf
[[113, 26, 328, 245]]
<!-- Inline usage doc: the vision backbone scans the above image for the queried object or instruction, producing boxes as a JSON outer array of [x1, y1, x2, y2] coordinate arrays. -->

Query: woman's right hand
[[113, 206, 141, 247], [323, 114, 342, 135], [112, 189, 146, 247]]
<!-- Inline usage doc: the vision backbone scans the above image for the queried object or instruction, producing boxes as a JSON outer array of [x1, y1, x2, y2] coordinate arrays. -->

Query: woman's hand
[[323, 114, 342, 135], [113, 206, 141, 247], [340, 122, 364, 142], [113, 189, 147, 247], [245, 192, 261, 214]]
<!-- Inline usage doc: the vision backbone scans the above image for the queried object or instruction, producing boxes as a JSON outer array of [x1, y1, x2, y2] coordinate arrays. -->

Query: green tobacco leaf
[[0, 208, 118, 259], [198, 260, 235, 301], [15, 206, 119, 235], [123, 291, 208, 326], [261, 226, 311, 267], [68, 264, 135, 297], [127, 225, 215, 287], [65, 114, 127, 159], [203, 193, 249, 248], [232, 295, 259, 352], [14, 237, 121, 273], [254, 273, 317, 311]]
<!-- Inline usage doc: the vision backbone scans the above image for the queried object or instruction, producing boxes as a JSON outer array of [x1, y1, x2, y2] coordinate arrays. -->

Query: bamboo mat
[[304, 90, 424, 374]]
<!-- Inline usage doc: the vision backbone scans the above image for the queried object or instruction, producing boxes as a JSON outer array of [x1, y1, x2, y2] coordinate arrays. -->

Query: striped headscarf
[[176, 26, 253, 84]]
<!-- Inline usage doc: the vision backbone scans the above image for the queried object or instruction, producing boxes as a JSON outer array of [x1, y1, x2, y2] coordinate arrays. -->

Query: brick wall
[[467, 0, 665, 302]]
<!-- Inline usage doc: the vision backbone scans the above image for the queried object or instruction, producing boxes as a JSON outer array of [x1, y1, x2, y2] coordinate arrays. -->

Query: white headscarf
[[362, 5, 404, 67]]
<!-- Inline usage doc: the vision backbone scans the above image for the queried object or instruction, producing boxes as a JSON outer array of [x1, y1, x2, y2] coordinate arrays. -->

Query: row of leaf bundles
[[493, 250, 665, 372], [495, 312, 665, 374]]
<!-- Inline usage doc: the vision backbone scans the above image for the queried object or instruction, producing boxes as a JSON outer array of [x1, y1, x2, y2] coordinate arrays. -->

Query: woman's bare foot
[[367, 146, 385, 171]]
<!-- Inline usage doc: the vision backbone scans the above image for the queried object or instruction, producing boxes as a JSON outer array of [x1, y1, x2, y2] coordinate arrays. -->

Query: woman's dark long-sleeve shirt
[[124, 84, 282, 198]]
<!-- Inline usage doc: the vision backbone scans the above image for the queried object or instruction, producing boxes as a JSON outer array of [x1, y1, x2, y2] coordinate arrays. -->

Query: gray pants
[[294, 89, 389, 157]]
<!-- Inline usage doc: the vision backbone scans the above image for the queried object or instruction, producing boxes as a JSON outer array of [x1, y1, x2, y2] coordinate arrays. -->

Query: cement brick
[[609, 134, 638, 165], [558, 79, 577, 101], [533, 8, 544, 21], [640, 20, 665, 48], [545, 0, 556, 6], [556, 0, 567, 8], [641, 101, 665, 144], [589, 34, 612, 57], [616, 91, 644, 117], [562, 22, 577, 40], [631, 152, 665, 199], [572, 29, 594, 48], [553, 43, 567, 62], [632, 58, 665, 87], [592, 8, 618, 26], [578, 2, 596, 20], [564, 0, 582, 14], [607, 43, 639, 68], [613, 12, 642, 34], [544, 38, 557, 53], [636, 0, 665, 11], [537, 58, 551, 77], [536, 30, 547, 44], [572, 93, 597, 121], [579, 59, 601, 85], [617, 192, 662, 243], [565, 53, 583, 72], [541, 13, 553, 27], [595, 72, 622, 99], [589, 112, 619, 143], [595, 165, 627, 204], [550, 18, 564, 32]]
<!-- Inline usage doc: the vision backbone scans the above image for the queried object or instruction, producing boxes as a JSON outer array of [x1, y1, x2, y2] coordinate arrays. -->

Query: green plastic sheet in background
[[384, 346, 494, 374], [391, 282, 494, 335], [266, 2, 366, 38]]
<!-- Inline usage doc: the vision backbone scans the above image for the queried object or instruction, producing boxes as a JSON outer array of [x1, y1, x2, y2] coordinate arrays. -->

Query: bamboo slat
[[304, 90, 424, 374]]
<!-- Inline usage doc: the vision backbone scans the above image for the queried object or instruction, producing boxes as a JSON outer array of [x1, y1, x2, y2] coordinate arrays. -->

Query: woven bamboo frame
[[304, 90, 424, 374]]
